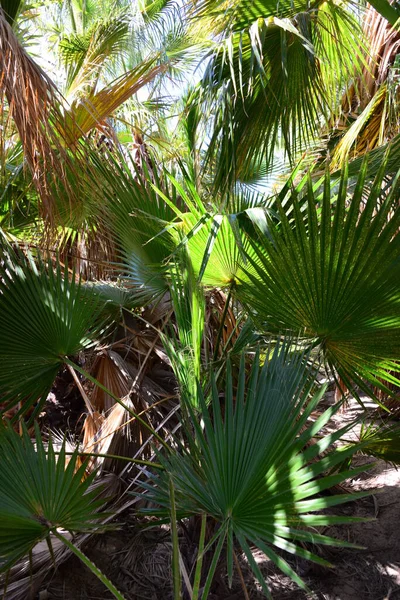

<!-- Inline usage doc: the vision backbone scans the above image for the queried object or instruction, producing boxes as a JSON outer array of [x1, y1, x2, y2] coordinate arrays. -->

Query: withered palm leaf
[[0, 6, 90, 223]]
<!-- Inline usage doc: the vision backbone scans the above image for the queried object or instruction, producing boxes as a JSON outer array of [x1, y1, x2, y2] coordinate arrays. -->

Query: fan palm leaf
[[60, 13, 130, 95], [200, 0, 367, 192], [142, 341, 372, 597], [192, 0, 400, 29], [236, 159, 400, 397], [95, 152, 177, 303], [0, 421, 125, 599], [0, 239, 107, 417], [0, 422, 105, 572]]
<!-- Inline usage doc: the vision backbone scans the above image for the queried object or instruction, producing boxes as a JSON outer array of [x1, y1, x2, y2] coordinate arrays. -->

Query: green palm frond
[[60, 14, 129, 94], [343, 132, 400, 182], [193, 0, 400, 29], [147, 164, 272, 289], [236, 159, 400, 397], [0, 239, 107, 417], [0, 0, 24, 26], [0, 422, 104, 573], [161, 257, 205, 405], [95, 153, 177, 304], [202, 2, 366, 192], [139, 0, 176, 22], [142, 340, 372, 598], [352, 419, 400, 464], [0, 422, 125, 599]]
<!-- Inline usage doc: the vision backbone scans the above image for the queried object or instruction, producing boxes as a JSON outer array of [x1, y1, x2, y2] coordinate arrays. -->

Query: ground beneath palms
[[37, 397, 400, 600]]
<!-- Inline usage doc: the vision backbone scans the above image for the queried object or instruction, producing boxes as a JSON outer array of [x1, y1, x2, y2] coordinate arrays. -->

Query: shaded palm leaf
[[0, 0, 23, 26], [0, 422, 125, 599], [95, 152, 177, 303], [0, 422, 104, 572], [0, 239, 107, 416]]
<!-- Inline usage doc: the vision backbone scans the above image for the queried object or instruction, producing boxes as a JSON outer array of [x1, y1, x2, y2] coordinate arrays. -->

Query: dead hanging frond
[[91, 351, 131, 413], [81, 349, 178, 474], [331, 6, 400, 168], [0, 7, 92, 224]]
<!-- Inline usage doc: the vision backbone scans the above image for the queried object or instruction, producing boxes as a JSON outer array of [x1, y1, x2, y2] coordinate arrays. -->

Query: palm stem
[[192, 513, 207, 600], [52, 530, 126, 600], [169, 477, 182, 600]]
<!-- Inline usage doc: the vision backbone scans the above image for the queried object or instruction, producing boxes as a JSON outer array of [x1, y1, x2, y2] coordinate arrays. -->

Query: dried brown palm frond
[[122, 529, 173, 597], [82, 349, 178, 474], [81, 410, 106, 472], [84, 400, 135, 474], [0, 7, 92, 225], [64, 56, 169, 145], [91, 351, 132, 413], [331, 6, 400, 168], [0, 534, 70, 600], [206, 288, 239, 359]]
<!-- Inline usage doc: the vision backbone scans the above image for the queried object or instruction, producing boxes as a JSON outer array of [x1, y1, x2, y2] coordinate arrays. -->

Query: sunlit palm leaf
[[63, 55, 168, 143], [201, 0, 366, 191], [352, 420, 400, 464], [142, 340, 371, 597], [237, 160, 400, 396], [60, 14, 129, 94], [193, 0, 400, 29]]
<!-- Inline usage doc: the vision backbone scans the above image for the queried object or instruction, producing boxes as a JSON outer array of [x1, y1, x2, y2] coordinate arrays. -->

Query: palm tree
[[0, 1, 399, 598]]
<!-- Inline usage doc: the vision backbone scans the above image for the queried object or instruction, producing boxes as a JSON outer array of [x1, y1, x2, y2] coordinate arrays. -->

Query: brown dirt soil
[[35, 399, 400, 600]]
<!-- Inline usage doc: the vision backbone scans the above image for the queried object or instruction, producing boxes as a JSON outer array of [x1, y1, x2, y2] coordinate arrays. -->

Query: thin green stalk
[[53, 530, 126, 600], [54, 450, 163, 469], [169, 477, 182, 600], [201, 529, 226, 600], [192, 513, 207, 600]]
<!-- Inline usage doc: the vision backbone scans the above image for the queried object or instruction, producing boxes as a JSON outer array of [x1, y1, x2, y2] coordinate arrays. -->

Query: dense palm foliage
[[0, 0, 399, 598]]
